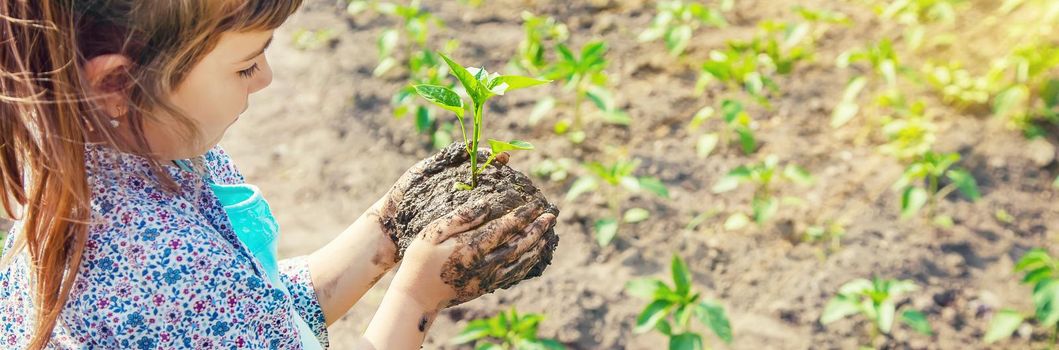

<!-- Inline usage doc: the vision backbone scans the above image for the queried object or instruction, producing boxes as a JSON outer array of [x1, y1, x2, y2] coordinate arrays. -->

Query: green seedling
[[821, 277, 933, 345], [689, 99, 757, 157], [891, 151, 980, 220], [833, 39, 915, 128], [638, 1, 727, 57], [413, 53, 551, 189], [509, 12, 569, 77], [922, 61, 992, 109], [877, 98, 937, 161], [352, 0, 446, 77], [451, 308, 566, 350], [541, 41, 630, 143], [392, 47, 463, 149], [984, 248, 1059, 344], [874, 0, 963, 49], [290, 28, 337, 51], [804, 220, 845, 249], [626, 255, 733, 350], [991, 42, 1059, 138], [711, 155, 813, 228], [565, 158, 669, 246]]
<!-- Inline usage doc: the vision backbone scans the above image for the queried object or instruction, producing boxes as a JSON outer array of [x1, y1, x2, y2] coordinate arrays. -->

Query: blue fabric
[[177, 159, 323, 350]]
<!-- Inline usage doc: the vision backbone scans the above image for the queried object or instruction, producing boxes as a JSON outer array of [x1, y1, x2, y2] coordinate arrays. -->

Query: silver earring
[[110, 105, 123, 128]]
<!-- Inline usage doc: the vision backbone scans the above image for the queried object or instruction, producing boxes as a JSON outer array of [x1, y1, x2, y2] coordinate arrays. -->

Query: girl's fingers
[[503, 213, 554, 261], [467, 201, 545, 251], [423, 195, 497, 243]]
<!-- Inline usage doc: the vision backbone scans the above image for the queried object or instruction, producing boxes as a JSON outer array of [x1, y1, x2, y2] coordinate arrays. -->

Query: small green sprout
[[626, 255, 733, 350], [638, 1, 727, 57], [922, 61, 992, 109], [541, 41, 629, 143], [711, 155, 813, 228], [450, 308, 566, 350], [891, 151, 980, 220], [509, 12, 569, 77], [820, 277, 933, 345], [689, 99, 757, 157], [531, 157, 576, 183], [565, 158, 669, 246], [833, 39, 912, 128], [413, 53, 551, 189], [991, 42, 1059, 138], [877, 99, 937, 161], [874, 0, 963, 49], [356, 0, 446, 77], [983, 248, 1059, 344], [803, 220, 846, 254]]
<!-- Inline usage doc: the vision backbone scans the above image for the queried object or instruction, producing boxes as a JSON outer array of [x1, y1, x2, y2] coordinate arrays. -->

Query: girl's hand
[[370, 145, 510, 264], [389, 193, 556, 310]]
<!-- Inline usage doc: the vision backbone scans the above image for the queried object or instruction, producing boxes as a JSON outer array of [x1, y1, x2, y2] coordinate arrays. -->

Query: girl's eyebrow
[[240, 35, 274, 62]]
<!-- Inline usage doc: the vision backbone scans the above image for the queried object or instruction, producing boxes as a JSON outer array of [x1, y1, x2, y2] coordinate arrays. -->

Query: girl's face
[[144, 30, 276, 160]]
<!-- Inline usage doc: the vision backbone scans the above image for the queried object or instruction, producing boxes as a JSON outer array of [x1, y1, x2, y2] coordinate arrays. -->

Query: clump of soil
[[392, 142, 561, 291]]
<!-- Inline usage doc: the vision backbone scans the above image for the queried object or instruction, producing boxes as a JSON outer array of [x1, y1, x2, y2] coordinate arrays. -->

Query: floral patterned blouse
[[0, 143, 329, 349]]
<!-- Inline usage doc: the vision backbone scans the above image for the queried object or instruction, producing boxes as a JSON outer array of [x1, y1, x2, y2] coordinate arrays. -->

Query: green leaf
[[671, 255, 692, 296], [439, 53, 485, 106], [655, 319, 673, 336], [639, 177, 670, 199], [752, 196, 778, 223], [723, 213, 750, 231], [984, 309, 1024, 343], [783, 165, 814, 186], [696, 301, 733, 343], [837, 279, 874, 295], [946, 169, 981, 201], [374, 57, 399, 77], [415, 106, 432, 133], [635, 299, 673, 333], [696, 134, 719, 158], [626, 278, 665, 299], [623, 208, 651, 224], [712, 175, 742, 194], [665, 25, 693, 56], [1015, 249, 1052, 272], [451, 320, 492, 344], [900, 186, 928, 219], [1033, 279, 1059, 326], [993, 85, 1029, 119], [495, 75, 551, 92], [736, 127, 757, 154], [377, 28, 399, 58], [565, 177, 597, 201], [820, 295, 861, 324], [900, 310, 933, 335], [668, 332, 703, 350], [595, 218, 619, 246], [878, 299, 896, 334], [487, 139, 534, 154], [413, 85, 465, 119]]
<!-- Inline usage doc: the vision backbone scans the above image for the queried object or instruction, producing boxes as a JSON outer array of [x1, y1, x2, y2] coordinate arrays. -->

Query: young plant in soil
[[450, 308, 566, 350], [833, 39, 906, 128], [820, 278, 933, 346], [538, 41, 630, 143], [990, 42, 1059, 138], [984, 248, 1059, 344], [688, 99, 758, 157], [921, 60, 992, 110], [890, 151, 980, 222], [873, 0, 962, 50], [413, 53, 550, 189], [508, 11, 569, 77], [638, 0, 728, 57], [626, 255, 733, 350], [565, 158, 669, 246], [711, 155, 813, 230], [348, 0, 462, 149], [876, 98, 937, 162]]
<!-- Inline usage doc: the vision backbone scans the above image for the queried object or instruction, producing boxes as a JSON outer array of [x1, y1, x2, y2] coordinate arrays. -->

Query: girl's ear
[[82, 54, 133, 117]]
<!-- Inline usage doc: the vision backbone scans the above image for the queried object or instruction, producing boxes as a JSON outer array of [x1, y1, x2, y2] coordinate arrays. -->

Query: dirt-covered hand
[[390, 193, 556, 309], [371, 143, 510, 263]]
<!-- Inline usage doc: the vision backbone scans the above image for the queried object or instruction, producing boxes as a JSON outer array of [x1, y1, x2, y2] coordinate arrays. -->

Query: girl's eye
[[238, 63, 260, 79]]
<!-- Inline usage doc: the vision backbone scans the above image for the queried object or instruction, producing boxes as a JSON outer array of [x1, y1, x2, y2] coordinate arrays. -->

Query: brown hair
[[0, 0, 302, 348]]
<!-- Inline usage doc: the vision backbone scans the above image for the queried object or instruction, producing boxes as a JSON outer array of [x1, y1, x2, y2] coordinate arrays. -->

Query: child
[[0, 1, 556, 349]]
